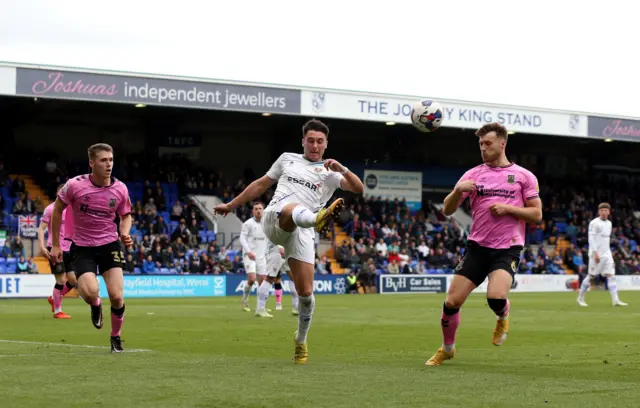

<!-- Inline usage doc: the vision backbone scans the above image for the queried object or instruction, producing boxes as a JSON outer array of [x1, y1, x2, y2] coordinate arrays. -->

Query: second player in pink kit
[[426, 122, 543, 366], [38, 184, 77, 319], [50, 143, 133, 353]]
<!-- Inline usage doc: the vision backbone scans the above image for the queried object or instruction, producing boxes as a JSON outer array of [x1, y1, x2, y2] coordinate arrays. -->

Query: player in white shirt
[[256, 242, 300, 316], [577, 202, 628, 307], [214, 119, 364, 364], [239, 202, 270, 316]]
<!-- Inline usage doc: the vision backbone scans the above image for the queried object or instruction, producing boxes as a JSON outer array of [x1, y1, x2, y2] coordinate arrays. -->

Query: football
[[410, 100, 444, 132]]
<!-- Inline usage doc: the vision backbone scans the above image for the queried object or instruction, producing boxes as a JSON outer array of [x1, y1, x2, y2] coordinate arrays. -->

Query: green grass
[[0, 291, 639, 407]]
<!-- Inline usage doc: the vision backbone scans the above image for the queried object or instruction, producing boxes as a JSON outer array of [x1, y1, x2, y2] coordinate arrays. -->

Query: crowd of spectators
[[2, 155, 640, 279]]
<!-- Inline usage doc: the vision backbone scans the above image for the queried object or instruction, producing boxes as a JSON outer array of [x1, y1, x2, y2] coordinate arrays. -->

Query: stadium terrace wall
[[4, 274, 640, 299], [3, 63, 638, 141]]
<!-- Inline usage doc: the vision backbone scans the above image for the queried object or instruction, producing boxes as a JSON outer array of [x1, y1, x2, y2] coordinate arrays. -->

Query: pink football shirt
[[459, 163, 539, 249], [41, 203, 72, 252], [58, 174, 131, 247]]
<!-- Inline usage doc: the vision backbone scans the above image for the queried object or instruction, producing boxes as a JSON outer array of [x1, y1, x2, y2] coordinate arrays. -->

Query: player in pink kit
[[50, 143, 133, 353], [38, 184, 77, 319], [426, 122, 542, 366]]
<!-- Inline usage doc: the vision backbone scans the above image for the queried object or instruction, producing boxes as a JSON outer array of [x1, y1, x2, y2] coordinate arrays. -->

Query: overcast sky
[[1, 0, 638, 118]]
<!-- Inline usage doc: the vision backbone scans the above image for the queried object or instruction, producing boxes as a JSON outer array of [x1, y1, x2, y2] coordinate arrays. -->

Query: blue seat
[[133, 267, 141, 274], [0, 266, 6, 273], [206, 231, 216, 242], [6, 258, 17, 265], [6, 264, 16, 273], [0, 257, 5, 266]]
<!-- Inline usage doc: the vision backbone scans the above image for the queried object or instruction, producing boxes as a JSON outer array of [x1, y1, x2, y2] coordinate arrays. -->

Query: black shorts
[[47, 247, 74, 274], [454, 241, 523, 287], [70, 240, 125, 278]]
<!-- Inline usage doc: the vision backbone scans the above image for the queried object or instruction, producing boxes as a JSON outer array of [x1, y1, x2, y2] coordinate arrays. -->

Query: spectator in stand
[[171, 200, 183, 221], [143, 255, 156, 274], [10, 236, 24, 257], [153, 215, 169, 236], [124, 254, 136, 273], [17, 255, 30, 274], [155, 186, 166, 211], [144, 198, 158, 217], [315, 255, 330, 275]]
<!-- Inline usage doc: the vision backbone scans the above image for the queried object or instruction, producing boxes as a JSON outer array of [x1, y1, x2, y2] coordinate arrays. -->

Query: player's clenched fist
[[323, 159, 347, 174], [455, 179, 476, 193], [214, 203, 233, 216]]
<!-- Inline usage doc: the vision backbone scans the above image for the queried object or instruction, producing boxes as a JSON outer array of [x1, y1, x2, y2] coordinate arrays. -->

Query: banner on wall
[[363, 170, 422, 211], [588, 116, 640, 142], [301, 90, 588, 137], [15, 68, 301, 114]]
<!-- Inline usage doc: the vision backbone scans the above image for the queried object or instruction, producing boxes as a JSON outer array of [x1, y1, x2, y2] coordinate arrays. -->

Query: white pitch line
[[0, 339, 151, 353]]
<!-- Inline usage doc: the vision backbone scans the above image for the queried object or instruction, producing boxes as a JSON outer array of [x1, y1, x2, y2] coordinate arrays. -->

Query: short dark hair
[[252, 201, 264, 209], [302, 119, 329, 138], [88, 143, 113, 160], [598, 202, 611, 210], [475, 122, 508, 140]]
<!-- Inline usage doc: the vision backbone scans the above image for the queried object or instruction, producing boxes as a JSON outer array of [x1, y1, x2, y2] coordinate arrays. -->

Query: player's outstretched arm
[[215, 176, 276, 215]]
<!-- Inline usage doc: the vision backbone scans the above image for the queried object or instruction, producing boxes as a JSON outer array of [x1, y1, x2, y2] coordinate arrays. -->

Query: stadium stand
[[1, 156, 639, 281]]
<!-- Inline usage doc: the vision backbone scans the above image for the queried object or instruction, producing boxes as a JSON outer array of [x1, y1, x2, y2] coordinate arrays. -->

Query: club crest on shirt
[[507, 174, 515, 184], [109, 198, 116, 208], [307, 166, 325, 175]]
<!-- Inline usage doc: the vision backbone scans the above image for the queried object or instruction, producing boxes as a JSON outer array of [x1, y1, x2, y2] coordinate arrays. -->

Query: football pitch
[[1, 291, 639, 407]]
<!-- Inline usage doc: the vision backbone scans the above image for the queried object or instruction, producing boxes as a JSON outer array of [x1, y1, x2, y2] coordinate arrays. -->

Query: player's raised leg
[[278, 199, 344, 237], [486, 269, 513, 346], [103, 267, 125, 353], [425, 274, 475, 366]]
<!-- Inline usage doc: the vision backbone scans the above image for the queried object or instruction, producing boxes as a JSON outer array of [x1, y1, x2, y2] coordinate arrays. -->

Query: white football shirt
[[266, 153, 344, 213], [239, 217, 267, 259], [588, 217, 612, 258]]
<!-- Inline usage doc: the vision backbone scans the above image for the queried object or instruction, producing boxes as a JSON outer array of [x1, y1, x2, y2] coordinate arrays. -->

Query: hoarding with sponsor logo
[[225, 274, 347, 296], [97, 275, 226, 298], [15, 68, 301, 114], [379, 275, 447, 294]]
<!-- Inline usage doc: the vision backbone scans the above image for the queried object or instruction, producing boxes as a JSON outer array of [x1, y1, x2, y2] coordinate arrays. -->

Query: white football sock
[[292, 206, 316, 228], [289, 280, 299, 310], [607, 276, 619, 302], [257, 281, 271, 311], [242, 283, 251, 303], [296, 295, 315, 343], [578, 277, 590, 298]]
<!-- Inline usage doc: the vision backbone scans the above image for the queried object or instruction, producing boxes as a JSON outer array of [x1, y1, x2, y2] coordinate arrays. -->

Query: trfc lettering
[[287, 177, 319, 191]]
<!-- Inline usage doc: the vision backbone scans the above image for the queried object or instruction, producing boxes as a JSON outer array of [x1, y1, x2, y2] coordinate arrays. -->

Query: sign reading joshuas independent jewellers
[[588, 116, 640, 142], [15, 68, 301, 114]]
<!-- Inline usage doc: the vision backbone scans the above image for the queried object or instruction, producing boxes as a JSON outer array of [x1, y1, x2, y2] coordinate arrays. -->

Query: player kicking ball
[[214, 119, 364, 364], [239, 202, 272, 316], [51, 143, 133, 353], [257, 242, 300, 316], [39, 184, 77, 319], [425, 123, 542, 367], [577, 202, 628, 307]]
